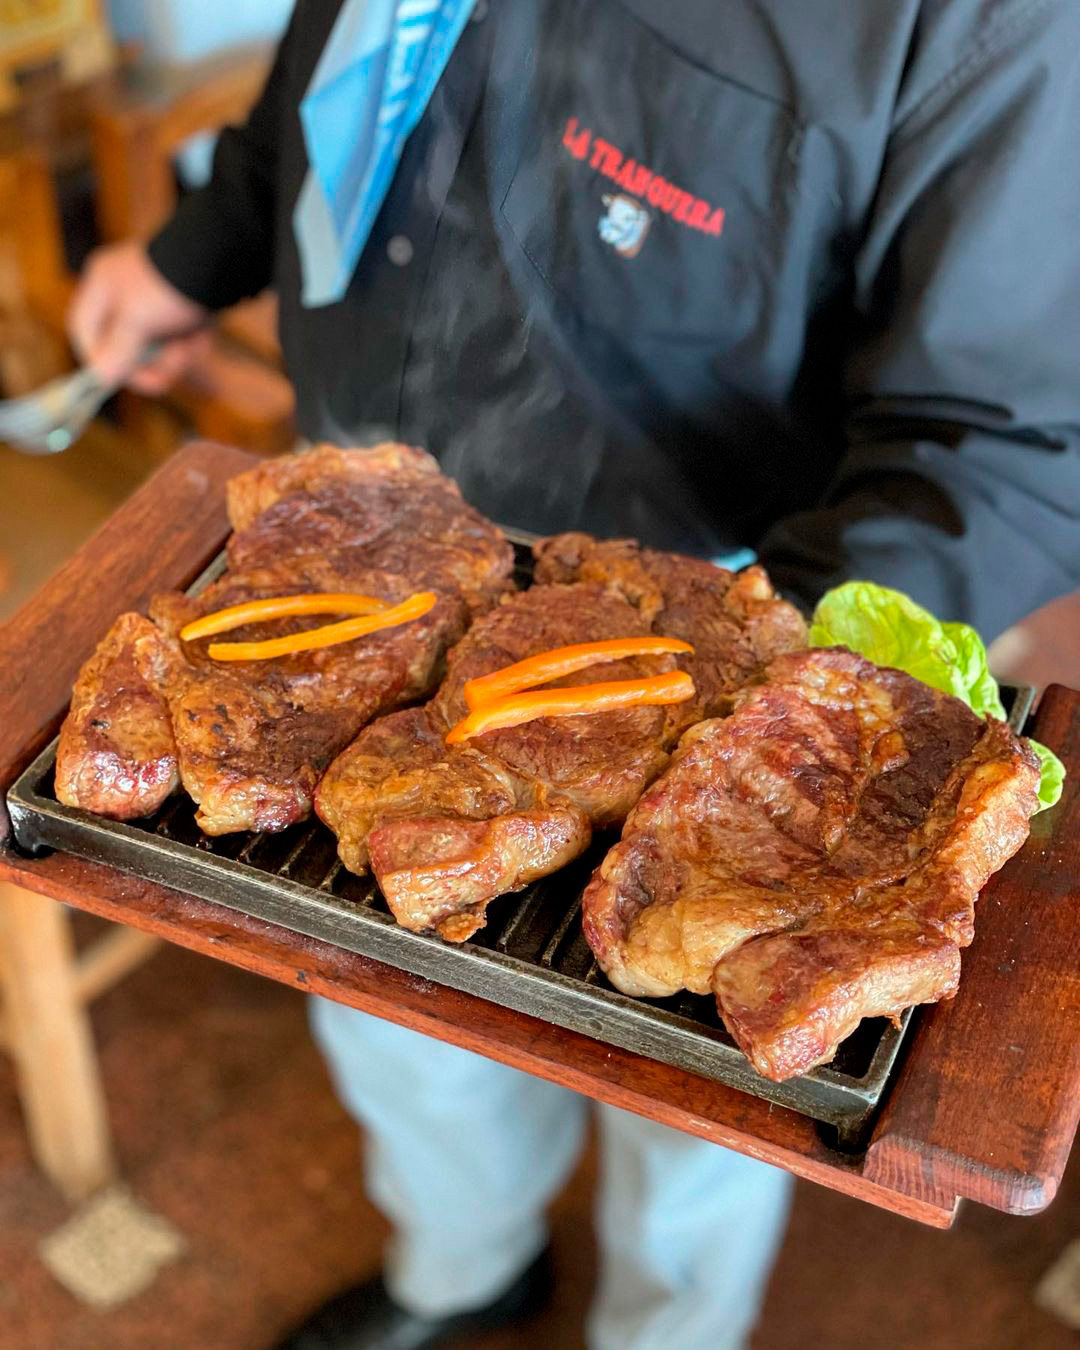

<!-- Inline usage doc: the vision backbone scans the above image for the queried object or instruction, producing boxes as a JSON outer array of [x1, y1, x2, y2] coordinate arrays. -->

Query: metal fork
[[0, 342, 162, 455]]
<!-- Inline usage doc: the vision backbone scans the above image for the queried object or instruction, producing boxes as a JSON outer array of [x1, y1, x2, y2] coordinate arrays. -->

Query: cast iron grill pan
[[5, 539, 1036, 1148]]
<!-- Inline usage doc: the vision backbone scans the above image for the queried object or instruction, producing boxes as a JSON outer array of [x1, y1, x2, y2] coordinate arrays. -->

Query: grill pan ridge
[[5, 537, 1037, 1148]]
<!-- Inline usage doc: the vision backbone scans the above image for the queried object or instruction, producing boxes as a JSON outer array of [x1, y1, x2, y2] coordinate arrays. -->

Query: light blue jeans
[[310, 998, 793, 1350]]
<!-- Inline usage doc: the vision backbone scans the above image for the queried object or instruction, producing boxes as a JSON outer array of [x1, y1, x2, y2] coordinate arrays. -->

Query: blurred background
[[0, 4, 1076, 1348], [0, 0, 295, 620]]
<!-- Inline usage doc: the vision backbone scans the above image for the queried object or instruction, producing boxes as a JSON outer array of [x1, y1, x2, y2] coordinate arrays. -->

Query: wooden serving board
[[1, 441, 1077, 1228]]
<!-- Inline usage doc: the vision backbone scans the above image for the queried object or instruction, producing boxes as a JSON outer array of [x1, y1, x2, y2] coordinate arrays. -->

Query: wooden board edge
[[0, 848, 958, 1228], [865, 1133, 1060, 1216], [864, 683, 1080, 1216], [0, 441, 256, 840]]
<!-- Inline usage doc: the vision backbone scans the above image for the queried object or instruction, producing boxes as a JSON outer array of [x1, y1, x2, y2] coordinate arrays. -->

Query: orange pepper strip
[[207, 591, 438, 662], [463, 636, 695, 711], [181, 593, 387, 642], [446, 671, 695, 746]]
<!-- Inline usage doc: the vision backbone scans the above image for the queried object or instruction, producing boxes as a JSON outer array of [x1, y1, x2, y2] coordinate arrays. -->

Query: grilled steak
[[532, 533, 807, 721], [55, 612, 178, 819], [56, 445, 513, 833], [583, 647, 1041, 1081], [316, 538, 806, 940], [224, 443, 512, 613]]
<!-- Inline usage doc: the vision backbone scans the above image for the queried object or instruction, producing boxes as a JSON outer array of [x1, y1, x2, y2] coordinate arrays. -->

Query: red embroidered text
[[562, 117, 725, 238]]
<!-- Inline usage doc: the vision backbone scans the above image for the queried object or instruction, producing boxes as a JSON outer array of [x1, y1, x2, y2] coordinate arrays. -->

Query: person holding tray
[[66, 3, 1080, 1348]]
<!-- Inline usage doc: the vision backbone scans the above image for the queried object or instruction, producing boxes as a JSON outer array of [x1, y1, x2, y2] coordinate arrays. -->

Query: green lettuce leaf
[[940, 621, 1007, 720], [809, 581, 1064, 812], [1030, 738, 1067, 811]]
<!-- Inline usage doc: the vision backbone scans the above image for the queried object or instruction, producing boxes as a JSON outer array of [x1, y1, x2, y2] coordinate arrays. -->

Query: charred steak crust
[[533, 533, 808, 725], [57, 445, 513, 832], [55, 612, 179, 819], [225, 443, 511, 616], [316, 541, 807, 941], [582, 647, 1041, 1081]]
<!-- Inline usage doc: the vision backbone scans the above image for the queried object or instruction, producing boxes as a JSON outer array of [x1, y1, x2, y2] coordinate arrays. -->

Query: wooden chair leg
[[0, 883, 115, 1201]]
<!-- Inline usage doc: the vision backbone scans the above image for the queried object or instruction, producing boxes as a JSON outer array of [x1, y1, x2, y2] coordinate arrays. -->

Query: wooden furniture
[[0, 884, 158, 1200], [0, 37, 125, 396], [0, 148, 71, 395], [0, 48, 294, 454], [0, 0, 113, 113], [0, 443, 1077, 1226]]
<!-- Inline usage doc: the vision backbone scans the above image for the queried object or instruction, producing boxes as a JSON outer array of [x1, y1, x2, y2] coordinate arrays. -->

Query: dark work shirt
[[150, 0, 1080, 638]]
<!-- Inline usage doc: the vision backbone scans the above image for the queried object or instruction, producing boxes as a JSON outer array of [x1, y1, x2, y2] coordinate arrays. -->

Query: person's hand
[[988, 589, 1080, 699], [67, 242, 211, 395]]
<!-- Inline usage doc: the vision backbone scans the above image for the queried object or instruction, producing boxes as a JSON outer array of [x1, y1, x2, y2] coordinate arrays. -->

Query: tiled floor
[[0, 925, 1075, 1350]]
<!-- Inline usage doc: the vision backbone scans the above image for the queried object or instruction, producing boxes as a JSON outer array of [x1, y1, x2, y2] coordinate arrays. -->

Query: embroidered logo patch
[[598, 193, 651, 257], [563, 116, 725, 253]]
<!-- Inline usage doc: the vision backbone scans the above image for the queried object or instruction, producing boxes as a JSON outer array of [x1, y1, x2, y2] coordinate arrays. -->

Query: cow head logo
[[598, 193, 651, 258]]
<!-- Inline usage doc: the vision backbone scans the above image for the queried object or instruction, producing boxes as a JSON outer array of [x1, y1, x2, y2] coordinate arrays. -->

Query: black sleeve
[[147, 5, 301, 311], [758, 1, 1080, 639]]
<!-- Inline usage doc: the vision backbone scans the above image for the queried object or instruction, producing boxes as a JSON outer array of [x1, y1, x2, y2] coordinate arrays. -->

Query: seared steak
[[225, 443, 512, 613], [532, 533, 807, 722], [55, 612, 178, 819], [316, 539, 806, 940], [56, 445, 513, 832], [583, 648, 1041, 1081]]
